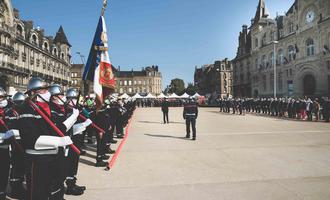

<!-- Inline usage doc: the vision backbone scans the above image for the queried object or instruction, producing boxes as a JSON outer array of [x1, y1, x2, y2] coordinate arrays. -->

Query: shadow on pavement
[[79, 157, 97, 166], [145, 134, 189, 140], [139, 121, 185, 125]]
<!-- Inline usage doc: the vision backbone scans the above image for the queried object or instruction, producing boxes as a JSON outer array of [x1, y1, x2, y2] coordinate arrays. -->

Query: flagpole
[[101, 0, 108, 16]]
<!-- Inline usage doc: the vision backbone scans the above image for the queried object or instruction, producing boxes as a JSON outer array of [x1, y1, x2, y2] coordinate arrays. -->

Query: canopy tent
[[131, 93, 143, 99], [192, 93, 201, 98], [180, 92, 190, 98], [157, 93, 167, 99], [144, 93, 156, 99], [168, 93, 180, 98], [119, 93, 130, 99]]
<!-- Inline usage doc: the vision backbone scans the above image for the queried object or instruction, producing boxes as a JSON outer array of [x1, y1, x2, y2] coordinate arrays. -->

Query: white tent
[[144, 93, 156, 99], [157, 93, 167, 98], [131, 93, 143, 99], [119, 93, 130, 99], [192, 93, 201, 98], [180, 92, 190, 98], [168, 93, 180, 98]]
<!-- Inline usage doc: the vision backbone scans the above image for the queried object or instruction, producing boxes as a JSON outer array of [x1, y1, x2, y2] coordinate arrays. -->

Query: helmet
[[0, 87, 7, 98], [27, 77, 47, 92], [49, 84, 63, 96], [66, 88, 78, 99], [12, 92, 25, 103]]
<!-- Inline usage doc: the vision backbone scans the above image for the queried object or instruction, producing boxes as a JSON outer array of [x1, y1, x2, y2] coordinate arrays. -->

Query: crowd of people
[[217, 97, 330, 122], [0, 77, 135, 200]]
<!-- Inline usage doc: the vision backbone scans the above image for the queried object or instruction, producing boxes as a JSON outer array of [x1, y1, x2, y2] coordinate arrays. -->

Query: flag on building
[[83, 16, 115, 107]]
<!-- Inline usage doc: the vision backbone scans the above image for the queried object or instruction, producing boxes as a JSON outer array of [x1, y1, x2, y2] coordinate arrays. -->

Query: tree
[[168, 78, 185, 95], [185, 83, 197, 95]]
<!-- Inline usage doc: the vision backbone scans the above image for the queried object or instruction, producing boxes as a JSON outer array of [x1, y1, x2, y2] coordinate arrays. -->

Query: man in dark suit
[[183, 97, 198, 140], [161, 98, 169, 124]]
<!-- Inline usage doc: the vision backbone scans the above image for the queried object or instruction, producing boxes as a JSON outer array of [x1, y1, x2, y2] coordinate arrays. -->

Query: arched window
[[288, 45, 295, 61], [32, 34, 37, 44], [255, 38, 258, 48], [278, 49, 284, 65], [43, 42, 48, 51], [306, 38, 315, 56], [61, 53, 64, 59], [16, 24, 23, 36], [53, 48, 57, 56]]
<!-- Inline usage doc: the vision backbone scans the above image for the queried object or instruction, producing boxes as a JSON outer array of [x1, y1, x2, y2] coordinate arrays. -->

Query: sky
[[12, 0, 294, 89]]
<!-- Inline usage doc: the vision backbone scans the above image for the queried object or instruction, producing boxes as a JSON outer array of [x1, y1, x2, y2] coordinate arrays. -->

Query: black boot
[[109, 139, 117, 144], [0, 192, 6, 200], [73, 177, 86, 191], [65, 178, 84, 196], [101, 154, 110, 160], [8, 180, 27, 199], [95, 160, 108, 167], [105, 148, 116, 154], [185, 134, 190, 138]]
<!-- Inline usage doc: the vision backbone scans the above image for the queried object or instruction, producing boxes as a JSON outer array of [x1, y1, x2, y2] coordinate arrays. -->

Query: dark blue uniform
[[183, 101, 198, 140]]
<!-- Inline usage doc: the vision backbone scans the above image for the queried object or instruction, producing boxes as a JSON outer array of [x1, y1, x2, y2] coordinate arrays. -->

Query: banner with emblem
[[83, 16, 115, 107]]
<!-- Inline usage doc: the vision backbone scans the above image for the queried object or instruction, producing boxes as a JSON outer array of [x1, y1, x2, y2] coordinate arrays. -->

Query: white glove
[[3, 130, 15, 140], [72, 123, 86, 135], [63, 108, 80, 131], [35, 136, 73, 150], [83, 119, 93, 127], [7, 129, 20, 139]]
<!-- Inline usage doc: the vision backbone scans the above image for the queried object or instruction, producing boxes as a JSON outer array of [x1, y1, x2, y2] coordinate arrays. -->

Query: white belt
[[186, 113, 196, 116], [0, 145, 9, 149], [26, 149, 58, 155]]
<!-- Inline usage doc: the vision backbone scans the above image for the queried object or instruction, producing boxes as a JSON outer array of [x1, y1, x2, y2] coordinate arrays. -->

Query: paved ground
[[68, 107, 330, 200]]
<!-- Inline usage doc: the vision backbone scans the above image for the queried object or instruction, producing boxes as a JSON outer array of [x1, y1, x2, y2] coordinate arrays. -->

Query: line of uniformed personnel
[[217, 97, 330, 122], [0, 77, 135, 200]]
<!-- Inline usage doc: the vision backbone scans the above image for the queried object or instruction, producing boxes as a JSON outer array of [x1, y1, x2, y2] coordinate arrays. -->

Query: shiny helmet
[[66, 88, 79, 99], [49, 84, 63, 96], [27, 77, 48, 93], [0, 87, 7, 98], [12, 92, 25, 105]]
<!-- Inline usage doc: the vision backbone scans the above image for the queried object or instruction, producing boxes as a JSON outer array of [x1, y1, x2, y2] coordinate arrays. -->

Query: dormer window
[[32, 34, 37, 45], [16, 24, 23, 36], [43, 42, 49, 51]]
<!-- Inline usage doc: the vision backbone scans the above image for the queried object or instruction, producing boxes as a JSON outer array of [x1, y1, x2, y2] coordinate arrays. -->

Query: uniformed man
[[0, 87, 17, 200], [161, 98, 169, 124], [7, 92, 26, 199], [17, 77, 75, 200], [183, 96, 198, 140]]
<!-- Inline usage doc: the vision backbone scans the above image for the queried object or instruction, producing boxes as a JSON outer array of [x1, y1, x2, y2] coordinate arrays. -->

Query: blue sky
[[12, 0, 294, 89]]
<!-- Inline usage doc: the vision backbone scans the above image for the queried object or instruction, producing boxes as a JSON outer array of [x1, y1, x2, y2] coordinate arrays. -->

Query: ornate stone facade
[[194, 58, 233, 98], [0, 0, 71, 93], [115, 66, 162, 95], [233, 0, 330, 97]]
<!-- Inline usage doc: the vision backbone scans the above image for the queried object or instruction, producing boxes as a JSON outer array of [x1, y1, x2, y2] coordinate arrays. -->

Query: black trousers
[[67, 135, 82, 178], [96, 131, 106, 161], [0, 147, 10, 195], [25, 154, 56, 200], [116, 120, 124, 136], [185, 117, 196, 139], [163, 111, 169, 123]]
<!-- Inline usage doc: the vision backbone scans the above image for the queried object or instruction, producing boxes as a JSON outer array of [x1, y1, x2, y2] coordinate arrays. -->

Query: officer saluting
[[183, 96, 198, 140]]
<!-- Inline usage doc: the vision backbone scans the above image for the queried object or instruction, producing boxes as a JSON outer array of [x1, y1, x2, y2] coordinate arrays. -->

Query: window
[[288, 45, 295, 61], [32, 34, 37, 44], [270, 31, 275, 41], [288, 22, 294, 34], [128, 80, 132, 86], [16, 25, 23, 36], [255, 58, 259, 69], [44, 42, 49, 51], [262, 75, 266, 91], [124, 80, 127, 86], [278, 49, 284, 65], [261, 34, 267, 46], [306, 38, 315, 56], [262, 55, 267, 68], [269, 52, 274, 67], [255, 38, 258, 48], [279, 29, 284, 38]]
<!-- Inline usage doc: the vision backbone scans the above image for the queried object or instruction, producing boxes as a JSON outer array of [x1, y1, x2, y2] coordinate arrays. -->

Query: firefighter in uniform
[[0, 87, 18, 200], [7, 92, 26, 199], [17, 77, 76, 200], [65, 88, 90, 195], [183, 97, 198, 140]]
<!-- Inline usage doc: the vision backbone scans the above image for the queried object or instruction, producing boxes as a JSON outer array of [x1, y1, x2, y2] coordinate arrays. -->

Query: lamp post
[[76, 52, 88, 96], [273, 41, 278, 98]]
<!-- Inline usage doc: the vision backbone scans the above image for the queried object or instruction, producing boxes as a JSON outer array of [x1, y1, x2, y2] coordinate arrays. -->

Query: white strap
[[35, 136, 73, 150]]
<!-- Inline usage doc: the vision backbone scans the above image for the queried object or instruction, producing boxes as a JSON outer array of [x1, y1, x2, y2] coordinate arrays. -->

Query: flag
[[83, 16, 115, 107]]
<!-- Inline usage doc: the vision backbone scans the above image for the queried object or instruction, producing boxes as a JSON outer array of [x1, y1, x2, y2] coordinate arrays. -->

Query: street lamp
[[273, 41, 278, 98]]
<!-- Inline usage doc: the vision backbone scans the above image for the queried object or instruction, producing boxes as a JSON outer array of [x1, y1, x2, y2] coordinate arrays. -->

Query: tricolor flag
[[83, 16, 115, 107]]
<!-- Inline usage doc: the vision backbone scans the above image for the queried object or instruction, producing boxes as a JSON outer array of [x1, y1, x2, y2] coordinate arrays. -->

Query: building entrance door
[[303, 74, 316, 96]]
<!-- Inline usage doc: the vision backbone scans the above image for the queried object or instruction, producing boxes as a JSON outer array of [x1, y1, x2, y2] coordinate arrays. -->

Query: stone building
[[0, 0, 71, 93], [194, 58, 233, 98], [115, 65, 162, 95], [233, 0, 330, 97]]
